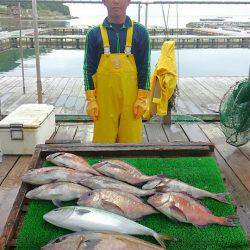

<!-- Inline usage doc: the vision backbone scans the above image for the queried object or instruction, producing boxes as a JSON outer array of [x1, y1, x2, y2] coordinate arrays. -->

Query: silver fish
[[43, 206, 175, 248], [143, 177, 229, 203], [22, 167, 92, 185], [148, 192, 237, 227], [79, 176, 155, 197], [46, 152, 100, 175], [77, 189, 157, 220], [41, 231, 164, 250], [92, 159, 160, 185], [26, 182, 90, 207]]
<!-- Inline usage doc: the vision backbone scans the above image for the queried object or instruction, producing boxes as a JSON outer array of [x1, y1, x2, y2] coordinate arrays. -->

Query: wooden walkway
[[0, 76, 245, 116], [0, 121, 249, 248]]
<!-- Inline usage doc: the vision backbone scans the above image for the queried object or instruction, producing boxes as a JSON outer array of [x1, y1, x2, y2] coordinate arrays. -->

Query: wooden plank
[[142, 124, 148, 143], [53, 125, 77, 140], [38, 142, 213, 159], [0, 156, 19, 184], [179, 78, 215, 114], [74, 123, 93, 143], [64, 78, 83, 114], [0, 156, 31, 248], [144, 123, 168, 143], [54, 78, 78, 114], [213, 150, 250, 236], [180, 123, 209, 143], [1, 156, 31, 188], [199, 123, 250, 192], [163, 123, 189, 142], [0, 187, 20, 235], [239, 142, 250, 161], [45, 77, 70, 107], [0, 151, 38, 249]]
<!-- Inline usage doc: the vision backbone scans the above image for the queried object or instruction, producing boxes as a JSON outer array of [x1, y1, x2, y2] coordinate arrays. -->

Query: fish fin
[[156, 186, 168, 193], [156, 174, 168, 179], [152, 232, 177, 249], [52, 199, 62, 207], [220, 216, 238, 227], [213, 192, 230, 204], [169, 203, 188, 222], [83, 239, 102, 248], [101, 199, 125, 216]]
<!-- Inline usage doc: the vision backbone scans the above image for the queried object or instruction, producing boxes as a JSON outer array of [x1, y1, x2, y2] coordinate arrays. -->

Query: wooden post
[[138, 2, 141, 23], [162, 105, 172, 125], [145, 3, 148, 28], [32, 0, 43, 103], [18, 2, 25, 94]]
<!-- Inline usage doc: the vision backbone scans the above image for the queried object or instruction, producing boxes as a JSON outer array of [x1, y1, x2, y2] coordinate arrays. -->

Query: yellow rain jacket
[[144, 41, 177, 119]]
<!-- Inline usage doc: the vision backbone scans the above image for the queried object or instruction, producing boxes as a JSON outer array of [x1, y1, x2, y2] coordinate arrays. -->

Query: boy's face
[[103, 0, 130, 18]]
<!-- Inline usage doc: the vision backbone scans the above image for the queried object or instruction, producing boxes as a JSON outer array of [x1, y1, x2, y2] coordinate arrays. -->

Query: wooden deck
[[0, 121, 249, 248], [0, 76, 245, 116]]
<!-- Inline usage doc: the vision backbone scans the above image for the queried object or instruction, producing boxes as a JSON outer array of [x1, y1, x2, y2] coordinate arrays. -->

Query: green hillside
[[0, 2, 70, 16]]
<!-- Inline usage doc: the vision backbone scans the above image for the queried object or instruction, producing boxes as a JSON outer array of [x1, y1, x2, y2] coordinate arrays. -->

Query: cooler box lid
[[0, 104, 54, 129]]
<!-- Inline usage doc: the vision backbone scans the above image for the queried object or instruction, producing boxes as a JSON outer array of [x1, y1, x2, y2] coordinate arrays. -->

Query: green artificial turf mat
[[16, 157, 248, 249]]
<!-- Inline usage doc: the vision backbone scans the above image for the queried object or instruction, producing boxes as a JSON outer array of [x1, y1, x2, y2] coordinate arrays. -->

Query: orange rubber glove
[[133, 89, 149, 119], [86, 90, 99, 121]]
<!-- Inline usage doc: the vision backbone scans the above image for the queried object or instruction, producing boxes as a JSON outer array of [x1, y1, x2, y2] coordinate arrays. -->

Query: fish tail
[[152, 232, 177, 249], [213, 192, 230, 204], [217, 216, 238, 226]]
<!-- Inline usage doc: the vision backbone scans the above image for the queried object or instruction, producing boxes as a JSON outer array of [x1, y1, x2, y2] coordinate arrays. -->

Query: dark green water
[[0, 48, 249, 77]]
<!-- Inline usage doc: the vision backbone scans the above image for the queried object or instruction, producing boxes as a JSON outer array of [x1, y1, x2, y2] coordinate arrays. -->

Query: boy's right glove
[[86, 90, 99, 121]]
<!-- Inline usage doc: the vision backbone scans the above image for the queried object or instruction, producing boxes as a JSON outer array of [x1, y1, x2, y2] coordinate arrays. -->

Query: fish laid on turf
[[41, 231, 165, 250], [147, 192, 237, 227], [77, 189, 157, 220], [22, 167, 93, 185], [92, 159, 160, 185], [143, 177, 229, 204], [43, 206, 175, 249], [79, 176, 155, 197], [26, 182, 90, 207], [46, 152, 100, 175]]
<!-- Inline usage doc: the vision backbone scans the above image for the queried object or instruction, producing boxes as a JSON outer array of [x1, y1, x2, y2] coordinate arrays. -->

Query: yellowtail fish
[[44, 206, 176, 248]]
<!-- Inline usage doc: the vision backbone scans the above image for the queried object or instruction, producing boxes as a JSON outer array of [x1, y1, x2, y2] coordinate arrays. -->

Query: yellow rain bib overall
[[92, 22, 142, 143]]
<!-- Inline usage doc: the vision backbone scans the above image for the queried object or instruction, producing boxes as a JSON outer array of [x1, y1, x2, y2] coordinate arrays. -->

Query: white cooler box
[[0, 104, 55, 155]]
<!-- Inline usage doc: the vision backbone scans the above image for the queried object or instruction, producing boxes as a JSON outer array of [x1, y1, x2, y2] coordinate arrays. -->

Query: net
[[220, 78, 250, 146]]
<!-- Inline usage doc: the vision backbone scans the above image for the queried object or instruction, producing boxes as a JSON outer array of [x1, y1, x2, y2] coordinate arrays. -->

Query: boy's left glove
[[86, 90, 99, 121], [133, 89, 149, 119]]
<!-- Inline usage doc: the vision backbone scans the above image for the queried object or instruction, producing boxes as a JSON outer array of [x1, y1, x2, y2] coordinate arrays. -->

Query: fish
[[77, 189, 157, 220], [92, 159, 160, 185], [79, 176, 155, 197], [41, 231, 165, 250], [142, 177, 229, 204], [26, 182, 90, 207], [43, 206, 175, 248], [46, 152, 100, 175], [147, 192, 237, 227], [22, 167, 93, 185]]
